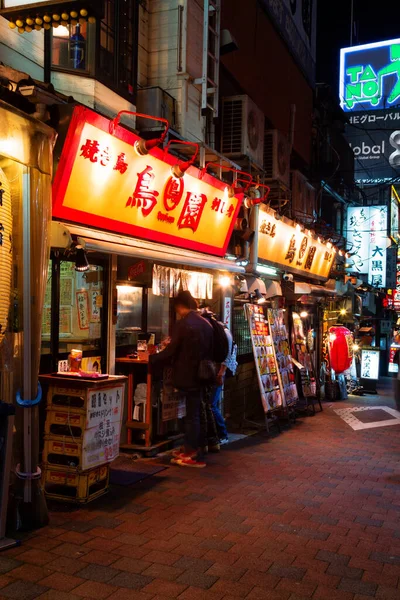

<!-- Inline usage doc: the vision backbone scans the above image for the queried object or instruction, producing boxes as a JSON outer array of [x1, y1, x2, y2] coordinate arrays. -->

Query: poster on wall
[[60, 278, 73, 306], [76, 290, 89, 330], [90, 290, 101, 323], [59, 306, 72, 335], [245, 304, 283, 412], [291, 312, 317, 397], [42, 306, 51, 336], [267, 309, 298, 406], [223, 297, 232, 330]]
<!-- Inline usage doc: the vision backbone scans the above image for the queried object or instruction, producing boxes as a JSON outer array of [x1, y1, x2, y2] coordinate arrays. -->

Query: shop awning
[[294, 279, 338, 296], [63, 224, 246, 273]]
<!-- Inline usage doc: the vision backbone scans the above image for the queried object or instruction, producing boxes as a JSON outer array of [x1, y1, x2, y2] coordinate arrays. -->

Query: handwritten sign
[[82, 386, 124, 470], [76, 290, 89, 330], [223, 297, 232, 329], [53, 106, 242, 257]]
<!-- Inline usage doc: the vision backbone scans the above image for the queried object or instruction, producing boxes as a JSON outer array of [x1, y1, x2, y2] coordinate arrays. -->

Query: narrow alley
[[1, 387, 400, 600]]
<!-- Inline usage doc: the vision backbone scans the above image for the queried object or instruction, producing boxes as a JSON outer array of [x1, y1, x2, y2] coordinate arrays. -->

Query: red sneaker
[[170, 452, 195, 465], [176, 456, 206, 468], [171, 447, 185, 458]]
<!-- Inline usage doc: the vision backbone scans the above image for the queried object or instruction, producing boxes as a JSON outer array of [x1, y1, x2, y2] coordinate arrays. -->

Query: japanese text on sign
[[53, 107, 241, 257], [257, 207, 333, 280], [346, 206, 388, 287]]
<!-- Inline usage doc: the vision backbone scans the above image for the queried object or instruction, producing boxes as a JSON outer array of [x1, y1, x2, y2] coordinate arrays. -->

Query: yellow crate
[[47, 386, 87, 412], [43, 464, 109, 503], [43, 437, 83, 469], [45, 410, 86, 439]]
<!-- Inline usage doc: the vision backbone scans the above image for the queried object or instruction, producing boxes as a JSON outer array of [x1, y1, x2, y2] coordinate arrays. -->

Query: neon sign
[[340, 38, 400, 112]]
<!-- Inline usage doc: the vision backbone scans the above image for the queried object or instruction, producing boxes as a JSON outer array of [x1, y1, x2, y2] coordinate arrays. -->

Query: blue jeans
[[211, 385, 228, 440]]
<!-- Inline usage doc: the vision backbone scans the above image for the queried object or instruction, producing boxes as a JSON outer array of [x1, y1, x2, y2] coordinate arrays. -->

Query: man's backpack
[[203, 313, 229, 363]]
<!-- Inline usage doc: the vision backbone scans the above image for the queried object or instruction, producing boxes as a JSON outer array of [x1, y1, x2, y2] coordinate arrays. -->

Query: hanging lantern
[[0, 168, 13, 347], [328, 326, 353, 374]]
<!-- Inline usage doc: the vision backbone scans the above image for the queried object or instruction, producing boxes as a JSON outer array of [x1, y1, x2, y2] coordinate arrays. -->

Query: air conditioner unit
[[136, 87, 177, 132], [291, 170, 316, 222], [264, 130, 290, 187], [221, 95, 265, 166]]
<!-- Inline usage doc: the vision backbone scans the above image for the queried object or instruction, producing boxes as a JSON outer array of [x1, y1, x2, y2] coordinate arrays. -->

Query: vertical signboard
[[222, 297, 232, 330], [368, 206, 388, 288], [346, 207, 370, 273], [360, 348, 380, 380], [386, 246, 398, 290], [391, 186, 400, 239], [347, 206, 389, 287]]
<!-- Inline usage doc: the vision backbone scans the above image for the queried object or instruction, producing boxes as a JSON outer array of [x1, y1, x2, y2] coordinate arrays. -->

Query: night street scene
[[2, 1, 400, 599]]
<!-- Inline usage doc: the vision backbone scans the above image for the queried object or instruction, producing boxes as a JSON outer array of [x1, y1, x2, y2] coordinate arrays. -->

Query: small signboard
[[361, 348, 380, 380]]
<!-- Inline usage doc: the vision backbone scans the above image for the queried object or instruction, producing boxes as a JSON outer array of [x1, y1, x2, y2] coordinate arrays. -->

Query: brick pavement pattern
[[2, 397, 400, 600]]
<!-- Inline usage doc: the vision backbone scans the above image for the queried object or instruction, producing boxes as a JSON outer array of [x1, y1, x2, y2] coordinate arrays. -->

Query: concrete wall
[[143, 0, 204, 142], [0, 17, 44, 80]]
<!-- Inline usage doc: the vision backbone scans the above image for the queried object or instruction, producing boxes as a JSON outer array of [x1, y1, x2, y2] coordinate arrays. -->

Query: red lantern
[[328, 326, 353, 374]]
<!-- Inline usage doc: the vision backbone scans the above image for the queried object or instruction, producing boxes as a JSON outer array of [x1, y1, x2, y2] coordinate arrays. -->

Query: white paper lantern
[[0, 167, 12, 345]]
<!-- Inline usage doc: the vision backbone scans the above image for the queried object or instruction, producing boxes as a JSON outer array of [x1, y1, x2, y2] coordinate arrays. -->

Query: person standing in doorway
[[149, 291, 213, 468], [212, 322, 237, 444], [201, 306, 237, 445]]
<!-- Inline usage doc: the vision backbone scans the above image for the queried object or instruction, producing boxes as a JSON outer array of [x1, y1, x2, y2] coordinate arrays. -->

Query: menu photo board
[[245, 304, 283, 413], [291, 312, 317, 398], [267, 309, 299, 406]]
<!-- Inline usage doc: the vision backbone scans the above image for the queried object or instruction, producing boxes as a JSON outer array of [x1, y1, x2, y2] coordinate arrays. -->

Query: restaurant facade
[[0, 1, 350, 523]]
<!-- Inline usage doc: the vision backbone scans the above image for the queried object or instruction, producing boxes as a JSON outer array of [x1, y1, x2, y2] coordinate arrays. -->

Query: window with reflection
[[52, 21, 94, 72], [51, 0, 138, 99]]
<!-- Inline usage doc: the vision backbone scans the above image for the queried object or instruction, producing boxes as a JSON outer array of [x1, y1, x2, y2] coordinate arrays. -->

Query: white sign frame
[[361, 349, 380, 380]]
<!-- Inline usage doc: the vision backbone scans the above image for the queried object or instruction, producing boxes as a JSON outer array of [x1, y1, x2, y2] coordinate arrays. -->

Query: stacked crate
[[42, 382, 124, 503]]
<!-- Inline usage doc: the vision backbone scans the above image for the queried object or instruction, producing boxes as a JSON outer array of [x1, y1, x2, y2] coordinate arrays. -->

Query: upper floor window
[[51, 0, 138, 100], [52, 21, 94, 73]]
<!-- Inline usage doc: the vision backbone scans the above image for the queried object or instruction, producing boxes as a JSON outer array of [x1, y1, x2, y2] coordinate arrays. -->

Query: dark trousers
[[183, 388, 203, 454], [200, 391, 219, 449]]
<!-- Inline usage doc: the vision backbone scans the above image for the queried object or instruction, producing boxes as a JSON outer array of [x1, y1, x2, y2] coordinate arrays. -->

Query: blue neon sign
[[340, 38, 400, 112]]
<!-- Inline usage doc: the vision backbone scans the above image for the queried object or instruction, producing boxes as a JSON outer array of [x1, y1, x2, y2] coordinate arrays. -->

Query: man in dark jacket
[[149, 291, 213, 468]]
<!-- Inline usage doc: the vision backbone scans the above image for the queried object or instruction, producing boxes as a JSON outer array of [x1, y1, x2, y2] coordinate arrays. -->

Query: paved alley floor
[[2, 386, 400, 600]]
